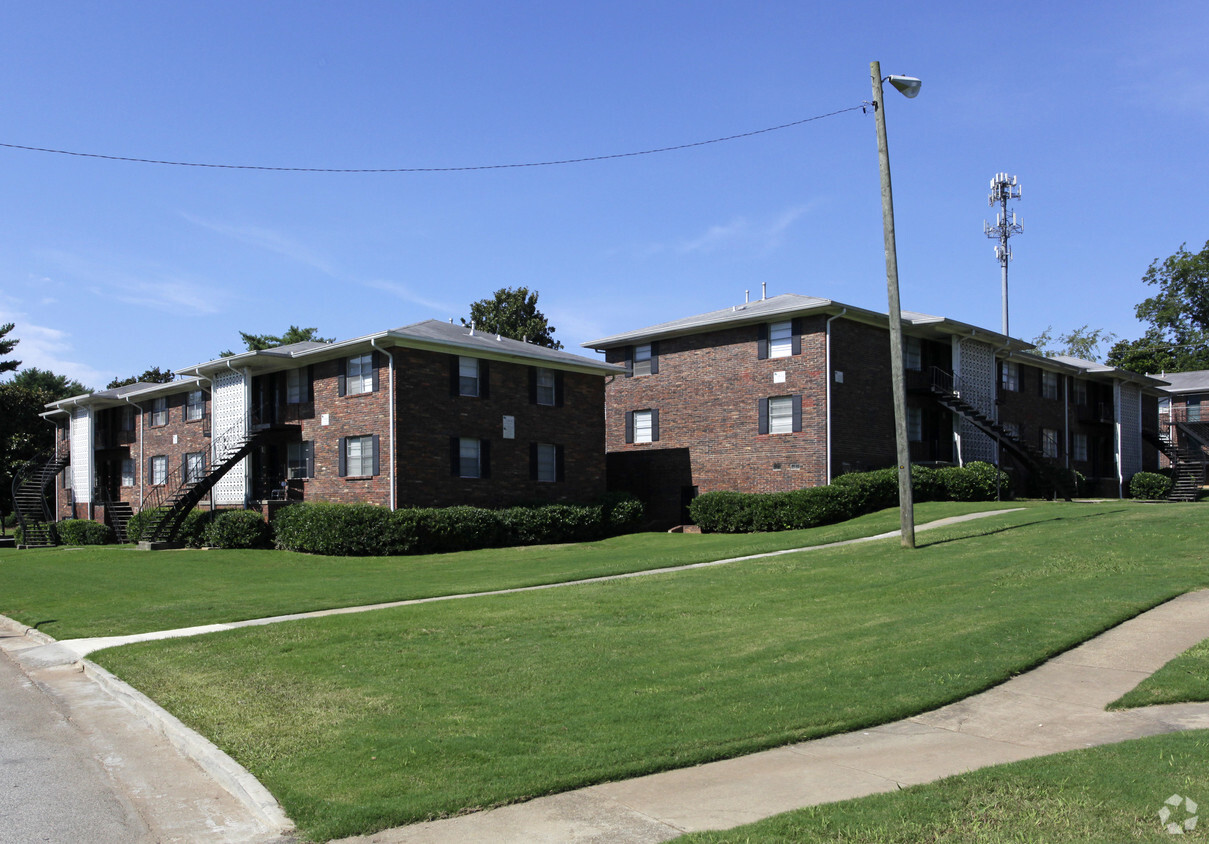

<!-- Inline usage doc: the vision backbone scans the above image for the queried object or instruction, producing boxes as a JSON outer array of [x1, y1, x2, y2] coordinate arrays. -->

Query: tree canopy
[[0, 382, 55, 518], [0, 322, 19, 375], [107, 367, 177, 390], [1029, 325, 1117, 363], [1106, 239, 1209, 374], [11, 367, 89, 400], [221, 326, 333, 357], [461, 287, 562, 349]]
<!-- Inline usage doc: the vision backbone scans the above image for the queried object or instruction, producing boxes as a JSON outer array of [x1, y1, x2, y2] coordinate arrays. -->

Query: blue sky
[[1, 1, 1206, 388]]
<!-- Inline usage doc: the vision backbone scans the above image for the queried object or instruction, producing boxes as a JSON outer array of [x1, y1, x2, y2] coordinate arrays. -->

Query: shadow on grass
[[915, 508, 1132, 549]]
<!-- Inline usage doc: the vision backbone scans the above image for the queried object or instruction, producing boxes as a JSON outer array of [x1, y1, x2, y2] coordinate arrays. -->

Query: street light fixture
[[870, 61, 920, 549]]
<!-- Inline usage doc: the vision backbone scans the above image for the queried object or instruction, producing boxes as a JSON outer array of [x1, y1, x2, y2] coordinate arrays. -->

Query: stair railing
[[11, 439, 71, 547]]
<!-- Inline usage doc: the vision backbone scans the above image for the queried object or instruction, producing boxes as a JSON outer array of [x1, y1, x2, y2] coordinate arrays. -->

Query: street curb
[[0, 613, 295, 838]]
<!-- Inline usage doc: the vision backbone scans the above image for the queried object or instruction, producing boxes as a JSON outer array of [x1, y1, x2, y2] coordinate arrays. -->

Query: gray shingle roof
[[1155, 370, 1209, 393], [390, 319, 618, 371]]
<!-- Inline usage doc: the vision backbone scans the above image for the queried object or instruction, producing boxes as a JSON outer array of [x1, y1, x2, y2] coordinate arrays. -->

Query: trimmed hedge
[[56, 519, 114, 546], [204, 510, 272, 549], [1129, 471, 1173, 500], [689, 462, 1012, 533], [273, 495, 645, 557]]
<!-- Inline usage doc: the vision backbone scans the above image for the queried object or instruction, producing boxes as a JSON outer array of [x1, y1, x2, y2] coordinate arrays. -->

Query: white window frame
[[633, 409, 654, 444], [633, 344, 653, 376], [120, 457, 135, 487], [287, 441, 313, 479], [536, 442, 557, 482], [185, 452, 205, 484], [186, 389, 205, 422], [151, 455, 167, 486], [535, 368, 556, 406], [345, 435, 374, 477], [768, 396, 795, 435], [1001, 362, 1019, 392], [459, 356, 480, 397], [346, 354, 374, 395], [150, 397, 167, 427], [768, 321, 793, 359], [458, 437, 481, 478]]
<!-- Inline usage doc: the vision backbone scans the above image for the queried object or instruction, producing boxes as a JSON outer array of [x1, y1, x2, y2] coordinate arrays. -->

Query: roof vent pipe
[[470, 321, 475, 336], [762, 282, 767, 300], [745, 290, 750, 304]]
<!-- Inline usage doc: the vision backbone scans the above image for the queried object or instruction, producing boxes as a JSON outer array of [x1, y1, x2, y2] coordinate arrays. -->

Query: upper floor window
[[626, 409, 659, 444], [1001, 361, 1020, 393], [1041, 371, 1060, 400], [150, 397, 168, 427], [904, 337, 922, 371], [186, 390, 205, 421], [1073, 379, 1089, 406], [286, 368, 309, 404], [459, 357, 480, 396], [120, 405, 136, 432], [534, 368, 557, 406], [628, 343, 658, 377], [346, 354, 374, 395], [768, 321, 793, 359]]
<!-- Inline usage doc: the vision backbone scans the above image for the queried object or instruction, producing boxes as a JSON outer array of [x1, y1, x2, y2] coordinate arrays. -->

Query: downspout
[[122, 396, 144, 510], [1114, 380, 1124, 499], [370, 338, 396, 510], [1063, 374, 1070, 469], [824, 309, 846, 483]]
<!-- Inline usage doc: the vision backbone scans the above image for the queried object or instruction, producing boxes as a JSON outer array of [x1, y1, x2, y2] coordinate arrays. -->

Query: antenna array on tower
[[984, 172, 1023, 336]]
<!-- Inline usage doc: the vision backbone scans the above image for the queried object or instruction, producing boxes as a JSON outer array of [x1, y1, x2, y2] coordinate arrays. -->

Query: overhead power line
[[0, 105, 865, 173]]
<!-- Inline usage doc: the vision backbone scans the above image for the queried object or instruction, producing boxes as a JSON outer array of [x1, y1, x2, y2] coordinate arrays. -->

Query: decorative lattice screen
[[956, 338, 996, 464], [1119, 382, 1142, 480], [70, 406, 92, 503], [211, 369, 248, 505]]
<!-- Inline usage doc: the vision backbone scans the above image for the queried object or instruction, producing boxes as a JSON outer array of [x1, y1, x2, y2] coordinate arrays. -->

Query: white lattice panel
[[70, 406, 92, 503], [211, 369, 248, 505], [955, 338, 996, 464], [1119, 382, 1142, 480]]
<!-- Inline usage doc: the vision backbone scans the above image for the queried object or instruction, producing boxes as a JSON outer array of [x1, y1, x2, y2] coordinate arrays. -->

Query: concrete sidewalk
[[334, 590, 1209, 844]]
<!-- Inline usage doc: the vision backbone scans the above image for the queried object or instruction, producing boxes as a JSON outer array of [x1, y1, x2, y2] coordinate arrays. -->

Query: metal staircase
[[1150, 419, 1209, 502], [138, 418, 269, 544], [919, 367, 1075, 501], [11, 442, 71, 548]]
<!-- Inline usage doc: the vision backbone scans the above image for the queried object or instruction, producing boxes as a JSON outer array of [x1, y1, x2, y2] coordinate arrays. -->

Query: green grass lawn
[[82, 502, 1209, 842], [674, 730, 1209, 843], [0, 500, 1008, 639], [1112, 638, 1209, 709]]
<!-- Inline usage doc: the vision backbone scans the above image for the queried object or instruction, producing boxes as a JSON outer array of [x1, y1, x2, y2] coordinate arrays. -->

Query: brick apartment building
[[584, 294, 1165, 524], [41, 320, 620, 532]]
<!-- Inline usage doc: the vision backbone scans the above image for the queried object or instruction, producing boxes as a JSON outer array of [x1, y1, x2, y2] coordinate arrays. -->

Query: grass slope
[[0, 501, 1005, 639], [1112, 638, 1209, 709], [88, 503, 1209, 841]]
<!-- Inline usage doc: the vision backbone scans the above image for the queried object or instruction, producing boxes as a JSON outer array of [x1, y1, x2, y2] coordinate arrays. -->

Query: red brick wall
[[829, 319, 896, 476]]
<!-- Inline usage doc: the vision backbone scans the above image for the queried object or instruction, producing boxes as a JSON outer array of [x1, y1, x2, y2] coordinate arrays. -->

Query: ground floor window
[[288, 441, 315, 479], [532, 442, 563, 482], [1072, 432, 1088, 462], [341, 435, 377, 477], [150, 455, 167, 486], [121, 458, 135, 487], [185, 452, 206, 484], [454, 437, 490, 479], [1040, 428, 1059, 459]]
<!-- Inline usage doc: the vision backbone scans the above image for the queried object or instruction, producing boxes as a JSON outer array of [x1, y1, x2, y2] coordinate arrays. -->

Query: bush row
[[125, 508, 271, 548], [274, 494, 644, 556], [688, 462, 1013, 533]]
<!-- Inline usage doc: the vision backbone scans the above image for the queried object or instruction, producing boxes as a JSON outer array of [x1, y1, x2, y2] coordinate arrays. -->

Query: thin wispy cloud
[[42, 250, 229, 317], [363, 279, 457, 316], [182, 214, 341, 277], [677, 205, 813, 255], [0, 307, 110, 388]]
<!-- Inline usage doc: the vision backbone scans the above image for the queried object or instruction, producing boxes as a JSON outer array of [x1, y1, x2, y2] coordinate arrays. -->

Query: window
[[1073, 379, 1089, 406], [1001, 362, 1019, 392], [758, 396, 801, 435], [631, 343, 657, 377], [186, 390, 205, 421], [287, 442, 314, 479], [1072, 433, 1088, 462], [184, 452, 205, 484], [459, 356, 480, 396], [150, 455, 167, 486], [1041, 371, 1059, 400], [533, 442, 561, 482], [1002, 422, 1021, 440], [121, 458, 135, 487], [286, 369, 307, 404], [1041, 428, 1059, 459], [626, 409, 659, 444], [120, 405, 136, 432], [341, 435, 377, 477], [150, 397, 167, 427], [452, 437, 491, 479], [62, 461, 72, 489], [768, 321, 793, 359], [904, 336, 922, 371], [347, 354, 374, 395], [1188, 396, 1202, 423], [907, 406, 923, 442], [534, 368, 556, 406], [768, 396, 795, 434]]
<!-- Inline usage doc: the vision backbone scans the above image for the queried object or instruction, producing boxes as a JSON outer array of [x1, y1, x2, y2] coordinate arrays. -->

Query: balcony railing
[[1075, 402, 1115, 424]]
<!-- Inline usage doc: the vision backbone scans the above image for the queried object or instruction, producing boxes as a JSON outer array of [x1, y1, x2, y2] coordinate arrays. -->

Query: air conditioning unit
[[287, 468, 306, 479]]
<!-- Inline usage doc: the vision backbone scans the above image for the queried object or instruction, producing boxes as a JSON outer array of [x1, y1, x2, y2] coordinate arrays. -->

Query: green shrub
[[178, 509, 217, 547], [3, 512, 17, 528], [423, 506, 505, 553], [1130, 471, 1173, 500], [124, 508, 163, 543], [56, 519, 113, 546], [203, 509, 271, 549], [831, 468, 899, 513], [598, 492, 645, 533], [274, 502, 396, 556], [936, 461, 1010, 502]]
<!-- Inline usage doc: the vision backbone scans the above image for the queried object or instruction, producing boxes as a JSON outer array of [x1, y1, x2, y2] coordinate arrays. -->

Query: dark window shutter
[[305, 441, 315, 478], [480, 439, 491, 478], [555, 444, 565, 482], [758, 398, 769, 434], [529, 442, 539, 480], [371, 434, 380, 476], [306, 365, 314, 403], [791, 318, 803, 356], [624, 346, 634, 377], [450, 436, 460, 476], [757, 324, 769, 360], [792, 395, 802, 433], [555, 371, 565, 407], [480, 360, 490, 399], [338, 437, 347, 477], [650, 341, 660, 374], [181, 455, 187, 478], [337, 359, 347, 397], [650, 409, 660, 442], [371, 352, 381, 393], [147, 457, 153, 482], [528, 368, 537, 404], [625, 411, 635, 443]]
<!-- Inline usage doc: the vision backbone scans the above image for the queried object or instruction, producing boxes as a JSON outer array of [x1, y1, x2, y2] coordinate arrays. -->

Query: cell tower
[[984, 172, 1022, 336]]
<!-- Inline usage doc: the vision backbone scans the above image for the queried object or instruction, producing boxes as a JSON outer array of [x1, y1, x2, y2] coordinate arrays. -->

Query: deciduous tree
[[461, 287, 562, 349]]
